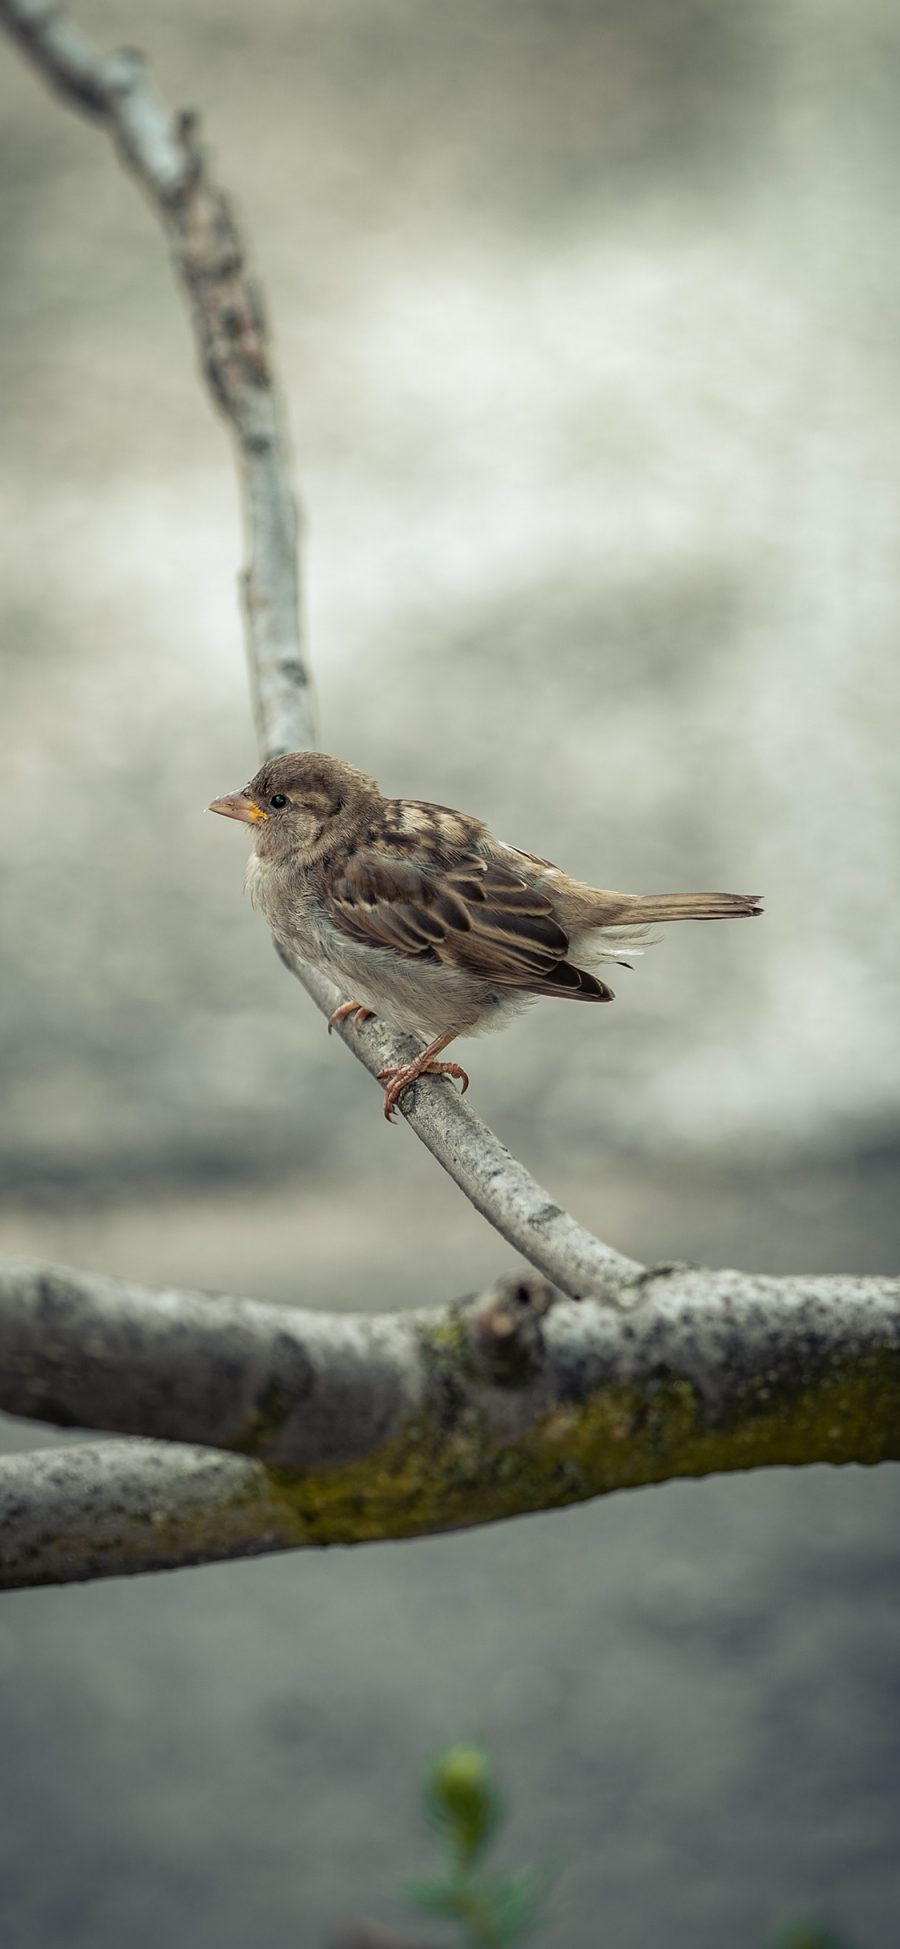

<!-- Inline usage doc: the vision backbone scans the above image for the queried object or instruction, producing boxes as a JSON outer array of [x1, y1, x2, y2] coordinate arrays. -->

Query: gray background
[[1, 2, 899, 1944]]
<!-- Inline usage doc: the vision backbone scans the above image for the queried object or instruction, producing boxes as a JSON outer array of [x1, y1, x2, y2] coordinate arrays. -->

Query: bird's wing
[[314, 845, 613, 1001]]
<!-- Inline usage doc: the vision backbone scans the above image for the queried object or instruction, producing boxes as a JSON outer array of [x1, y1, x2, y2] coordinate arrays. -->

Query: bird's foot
[[377, 1057, 470, 1122], [327, 1001, 375, 1035]]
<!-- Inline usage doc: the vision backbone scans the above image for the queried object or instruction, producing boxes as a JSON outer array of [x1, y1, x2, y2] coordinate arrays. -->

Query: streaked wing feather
[[315, 846, 612, 999]]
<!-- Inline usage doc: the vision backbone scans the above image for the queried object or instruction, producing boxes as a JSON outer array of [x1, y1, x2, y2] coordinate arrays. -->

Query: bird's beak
[[208, 791, 269, 824]]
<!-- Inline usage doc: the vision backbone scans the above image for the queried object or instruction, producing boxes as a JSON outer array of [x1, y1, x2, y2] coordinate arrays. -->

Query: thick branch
[[0, 0, 639, 1304], [0, 1441, 306, 1588], [1, 1255, 898, 1586], [0, 1256, 425, 1467]]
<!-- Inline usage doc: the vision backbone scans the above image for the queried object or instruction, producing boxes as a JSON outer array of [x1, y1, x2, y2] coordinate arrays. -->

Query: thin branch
[[1, 1254, 898, 1586], [278, 957, 640, 1297], [0, 0, 313, 759], [0, 0, 639, 1303]]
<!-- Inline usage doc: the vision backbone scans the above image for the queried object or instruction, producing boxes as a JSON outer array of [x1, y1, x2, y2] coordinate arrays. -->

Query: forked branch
[[0, 2, 896, 1592], [1, 1256, 897, 1588]]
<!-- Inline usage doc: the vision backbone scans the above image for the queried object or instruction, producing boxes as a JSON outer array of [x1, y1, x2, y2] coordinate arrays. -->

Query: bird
[[209, 750, 762, 1121]]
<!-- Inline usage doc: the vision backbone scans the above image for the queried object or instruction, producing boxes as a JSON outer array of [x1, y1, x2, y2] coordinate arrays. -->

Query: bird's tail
[[588, 889, 763, 926]]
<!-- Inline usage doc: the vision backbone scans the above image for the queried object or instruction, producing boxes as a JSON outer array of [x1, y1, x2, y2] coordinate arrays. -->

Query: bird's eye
[[269, 793, 287, 809]]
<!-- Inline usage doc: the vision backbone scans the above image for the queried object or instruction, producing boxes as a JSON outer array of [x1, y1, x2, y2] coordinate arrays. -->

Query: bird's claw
[[377, 1060, 470, 1122], [327, 1001, 374, 1036]]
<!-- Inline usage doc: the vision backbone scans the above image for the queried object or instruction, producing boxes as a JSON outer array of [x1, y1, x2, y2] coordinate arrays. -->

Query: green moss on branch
[[264, 1341, 900, 1546]]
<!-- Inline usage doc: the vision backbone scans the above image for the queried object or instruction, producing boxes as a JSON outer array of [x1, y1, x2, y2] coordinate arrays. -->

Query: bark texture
[[1, 1257, 897, 1587]]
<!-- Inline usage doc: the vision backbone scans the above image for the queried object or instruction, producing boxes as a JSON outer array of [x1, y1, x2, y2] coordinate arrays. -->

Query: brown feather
[[311, 839, 610, 1000], [579, 888, 764, 926]]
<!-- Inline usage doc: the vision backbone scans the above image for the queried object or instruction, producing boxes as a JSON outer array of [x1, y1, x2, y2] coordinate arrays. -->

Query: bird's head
[[208, 750, 379, 863]]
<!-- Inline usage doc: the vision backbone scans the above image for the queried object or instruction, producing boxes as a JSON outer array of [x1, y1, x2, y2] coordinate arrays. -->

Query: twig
[[0, 0, 638, 1303], [0, 0, 312, 759], [279, 958, 639, 1297], [1, 1254, 897, 1586]]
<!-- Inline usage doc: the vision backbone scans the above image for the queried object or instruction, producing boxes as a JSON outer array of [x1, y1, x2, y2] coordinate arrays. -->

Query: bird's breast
[[245, 854, 323, 960]]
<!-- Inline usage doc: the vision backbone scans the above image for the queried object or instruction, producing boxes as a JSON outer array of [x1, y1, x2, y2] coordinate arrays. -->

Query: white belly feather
[[246, 850, 529, 1041]]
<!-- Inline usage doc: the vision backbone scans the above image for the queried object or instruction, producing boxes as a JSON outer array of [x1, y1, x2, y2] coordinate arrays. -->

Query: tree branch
[[0, 1439, 306, 1589], [0, 0, 313, 758], [278, 953, 641, 1298], [0, 0, 643, 1304], [3, 5, 897, 1595], [1, 1255, 898, 1587]]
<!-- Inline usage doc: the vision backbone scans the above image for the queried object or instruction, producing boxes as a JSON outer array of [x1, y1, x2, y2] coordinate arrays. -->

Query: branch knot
[[465, 1274, 559, 1382]]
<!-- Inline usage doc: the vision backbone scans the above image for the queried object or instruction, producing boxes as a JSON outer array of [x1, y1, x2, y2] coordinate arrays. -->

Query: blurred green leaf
[[481, 1869, 542, 1940], [408, 1747, 545, 1945], [425, 1746, 500, 1867], [406, 1874, 470, 1919], [407, 1870, 544, 1944]]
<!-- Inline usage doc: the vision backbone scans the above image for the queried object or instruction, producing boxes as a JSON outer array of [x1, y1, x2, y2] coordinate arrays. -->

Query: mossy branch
[[1, 1256, 897, 1588], [1, 6, 896, 1597]]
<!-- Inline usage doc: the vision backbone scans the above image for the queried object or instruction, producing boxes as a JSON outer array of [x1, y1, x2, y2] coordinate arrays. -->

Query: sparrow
[[209, 751, 762, 1121]]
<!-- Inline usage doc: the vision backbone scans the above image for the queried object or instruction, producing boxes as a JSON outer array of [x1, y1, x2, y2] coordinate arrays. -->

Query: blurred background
[[1, 1, 899, 1944]]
